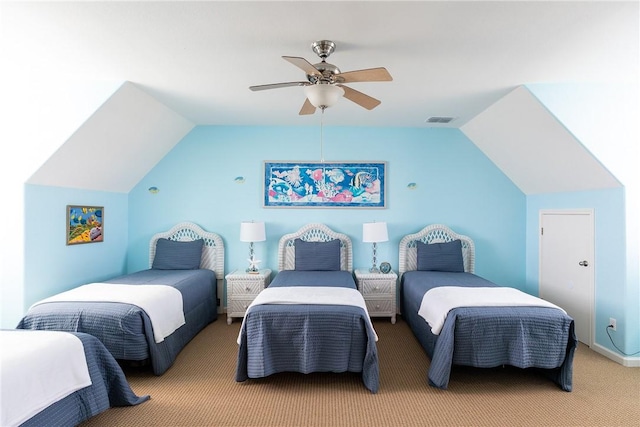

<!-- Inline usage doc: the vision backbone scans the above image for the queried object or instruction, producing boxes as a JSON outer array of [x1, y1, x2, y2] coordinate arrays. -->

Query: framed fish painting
[[66, 205, 104, 245], [264, 161, 386, 208]]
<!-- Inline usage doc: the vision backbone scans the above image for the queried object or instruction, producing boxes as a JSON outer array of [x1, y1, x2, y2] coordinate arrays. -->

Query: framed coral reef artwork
[[264, 161, 386, 208], [66, 205, 104, 245]]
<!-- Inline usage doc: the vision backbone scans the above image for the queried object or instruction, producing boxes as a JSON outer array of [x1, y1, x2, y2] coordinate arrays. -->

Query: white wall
[[527, 83, 640, 361], [0, 78, 120, 327]]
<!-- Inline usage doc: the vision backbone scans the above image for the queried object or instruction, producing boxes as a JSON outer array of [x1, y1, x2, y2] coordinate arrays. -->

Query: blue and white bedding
[[2, 330, 91, 427], [236, 270, 380, 393], [419, 285, 566, 335], [17, 268, 216, 375], [1, 329, 148, 427], [29, 283, 186, 343], [401, 271, 577, 391]]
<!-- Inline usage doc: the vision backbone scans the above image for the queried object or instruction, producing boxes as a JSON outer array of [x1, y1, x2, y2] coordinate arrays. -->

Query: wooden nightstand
[[354, 269, 398, 324], [225, 269, 271, 325]]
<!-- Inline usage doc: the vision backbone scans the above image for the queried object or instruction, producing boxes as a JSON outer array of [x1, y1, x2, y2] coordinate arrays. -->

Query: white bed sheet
[[237, 286, 378, 344], [31, 283, 185, 343], [419, 286, 565, 335], [0, 330, 92, 427]]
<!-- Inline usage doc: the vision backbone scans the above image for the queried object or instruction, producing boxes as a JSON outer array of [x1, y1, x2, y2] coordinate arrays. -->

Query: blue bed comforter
[[17, 269, 216, 375], [401, 271, 577, 391], [20, 331, 148, 427], [236, 270, 380, 393]]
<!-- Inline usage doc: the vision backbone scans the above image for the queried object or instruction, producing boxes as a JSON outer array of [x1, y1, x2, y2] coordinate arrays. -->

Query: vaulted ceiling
[[2, 1, 636, 194], [4, 1, 636, 127]]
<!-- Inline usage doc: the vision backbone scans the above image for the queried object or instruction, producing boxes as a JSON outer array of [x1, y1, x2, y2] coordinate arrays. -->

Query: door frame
[[538, 209, 595, 347]]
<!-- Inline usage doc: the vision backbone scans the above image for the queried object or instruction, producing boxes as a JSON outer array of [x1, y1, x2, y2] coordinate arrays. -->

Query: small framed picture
[[66, 205, 104, 245]]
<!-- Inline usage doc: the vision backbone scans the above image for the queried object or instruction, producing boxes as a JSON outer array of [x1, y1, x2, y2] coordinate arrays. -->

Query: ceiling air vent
[[426, 116, 455, 124]]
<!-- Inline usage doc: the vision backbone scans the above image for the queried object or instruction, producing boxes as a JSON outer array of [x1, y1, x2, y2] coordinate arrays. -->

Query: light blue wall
[[22, 124, 637, 357], [526, 189, 629, 353], [527, 83, 639, 358], [23, 184, 129, 312], [127, 125, 526, 293]]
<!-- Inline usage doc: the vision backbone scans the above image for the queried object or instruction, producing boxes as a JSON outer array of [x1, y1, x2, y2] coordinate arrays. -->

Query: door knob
[[579, 260, 589, 267]]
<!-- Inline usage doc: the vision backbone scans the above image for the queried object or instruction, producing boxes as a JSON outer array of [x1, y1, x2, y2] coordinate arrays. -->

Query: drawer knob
[[375, 304, 380, 309], [374, 286, 379, 290], [245, 286, 251, 291]]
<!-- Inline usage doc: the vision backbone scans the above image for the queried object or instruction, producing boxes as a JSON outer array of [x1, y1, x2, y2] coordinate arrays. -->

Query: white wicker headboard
[[278, 223, 353, 272], [149, 222, 225, 312], [398, 224, 475, 279]]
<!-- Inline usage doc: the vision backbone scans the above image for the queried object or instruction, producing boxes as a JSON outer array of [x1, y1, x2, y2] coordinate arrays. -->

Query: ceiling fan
[[249, 40, 392, 115]]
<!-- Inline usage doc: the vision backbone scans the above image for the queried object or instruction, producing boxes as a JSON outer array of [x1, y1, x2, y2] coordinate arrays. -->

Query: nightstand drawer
[[231, 281, 264, 295], [228, 299, 255, 314], [364, 299, 395, 314], [360, 280, 395, 295], [354, 269, 397, 324], [226, 269, 271, 324]]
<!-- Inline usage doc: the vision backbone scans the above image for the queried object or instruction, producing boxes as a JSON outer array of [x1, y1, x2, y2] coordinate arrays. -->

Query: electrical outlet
[[609, 317, 617, 331]]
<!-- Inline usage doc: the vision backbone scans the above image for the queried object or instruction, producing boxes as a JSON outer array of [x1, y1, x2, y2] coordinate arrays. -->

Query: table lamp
[[362, 221, 388, 273], [240, 221, 266, 273]]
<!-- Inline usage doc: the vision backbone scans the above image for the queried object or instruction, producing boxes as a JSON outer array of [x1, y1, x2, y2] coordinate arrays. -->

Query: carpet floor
[[81, 316, 640, 427]]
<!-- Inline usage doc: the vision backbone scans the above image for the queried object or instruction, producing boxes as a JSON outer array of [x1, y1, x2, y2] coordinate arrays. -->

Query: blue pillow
[[294, 238, 341, 271], [152, 238, 204, 270], [416, 239, 464, 272]]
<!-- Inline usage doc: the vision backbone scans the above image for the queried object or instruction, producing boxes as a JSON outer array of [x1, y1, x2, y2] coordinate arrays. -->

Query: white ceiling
[[27, 82, 195, 192], [461, 86, 622, 194], [3, 1, 637, 128]]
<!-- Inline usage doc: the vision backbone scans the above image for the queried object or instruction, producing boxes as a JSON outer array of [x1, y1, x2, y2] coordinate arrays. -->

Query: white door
[[539, 210, 594, 346]]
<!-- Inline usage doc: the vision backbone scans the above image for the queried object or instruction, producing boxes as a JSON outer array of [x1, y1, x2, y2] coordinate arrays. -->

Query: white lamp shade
[[240, 221, 266, 242], [304, 84, 344, 108], [363, 222, 388, 243]]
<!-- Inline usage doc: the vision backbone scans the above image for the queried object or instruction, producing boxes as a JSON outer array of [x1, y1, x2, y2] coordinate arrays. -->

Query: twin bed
[[17, 222, 225, 375], [398, 224, 577, 391], [14, 220, 575, 402], [235, 222, 575, 392], [1, 329, 148, 427], [235, 223, 380, 393]]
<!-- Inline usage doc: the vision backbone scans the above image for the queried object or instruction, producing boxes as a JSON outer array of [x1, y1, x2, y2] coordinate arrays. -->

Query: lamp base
[[246, 267, 259, 274], [369, 266, 380, 273]]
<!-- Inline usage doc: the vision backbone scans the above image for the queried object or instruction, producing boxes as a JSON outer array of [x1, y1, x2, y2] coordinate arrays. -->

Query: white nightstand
[[354, 269, 398, 324], [225, 269, 271, 325]]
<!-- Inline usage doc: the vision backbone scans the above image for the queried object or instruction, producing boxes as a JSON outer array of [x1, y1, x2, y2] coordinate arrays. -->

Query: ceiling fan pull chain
[[320, 107, 325, 162]]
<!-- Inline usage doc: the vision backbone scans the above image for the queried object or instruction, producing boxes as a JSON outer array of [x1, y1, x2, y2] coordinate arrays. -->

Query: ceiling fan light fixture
[[304, 84, 344, 109], [250, 40, 391, 114]]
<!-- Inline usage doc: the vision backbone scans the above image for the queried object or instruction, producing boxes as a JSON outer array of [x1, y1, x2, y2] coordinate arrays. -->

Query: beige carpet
[[82, 317, 640, 427]]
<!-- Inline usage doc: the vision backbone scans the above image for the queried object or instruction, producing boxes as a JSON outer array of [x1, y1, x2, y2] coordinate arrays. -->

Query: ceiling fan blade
[[299, 98, 316, 115], [337, 67, 393, 83], [249, 81, 309, 91], [283, 56, 321, 77], [338, 85, 382, 110]]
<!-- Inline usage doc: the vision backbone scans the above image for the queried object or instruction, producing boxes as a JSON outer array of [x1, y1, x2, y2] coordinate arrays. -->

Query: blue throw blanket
[[429, 306, 576, 390], [20, 332, 148, 427], [235, 270, 380, 393], [17, 269, 216, 375], [401, 271, 577, 391]]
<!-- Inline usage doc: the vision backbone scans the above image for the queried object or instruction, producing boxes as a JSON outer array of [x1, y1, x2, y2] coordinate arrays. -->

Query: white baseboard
[[591, 343, 640, 367]]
